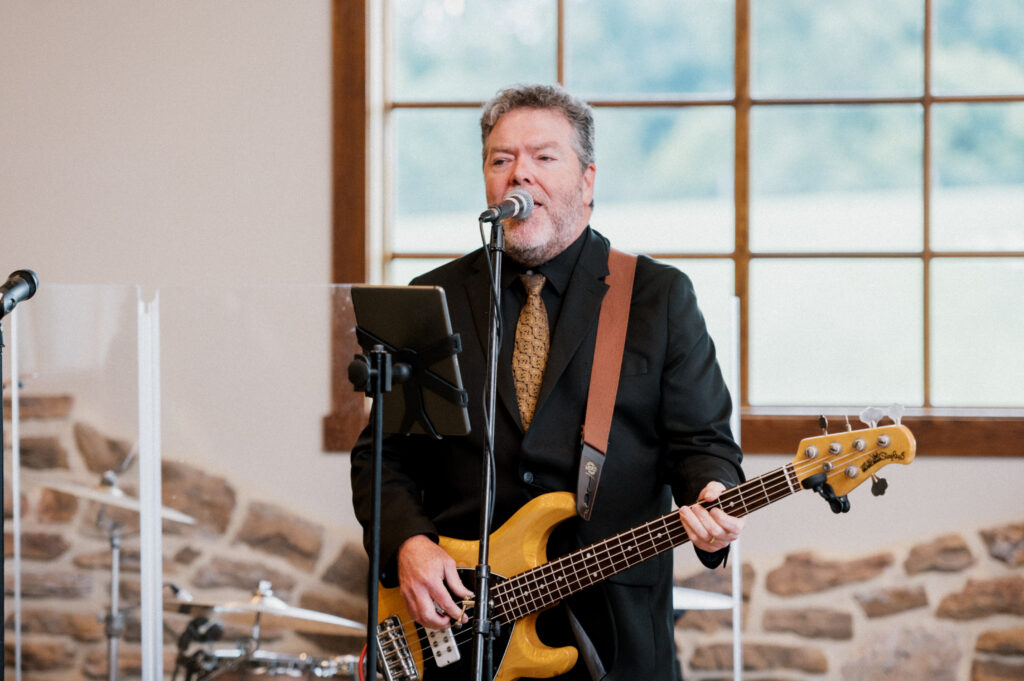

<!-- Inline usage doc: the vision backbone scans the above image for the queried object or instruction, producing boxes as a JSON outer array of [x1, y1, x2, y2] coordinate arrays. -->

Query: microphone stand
[[1, 321, 7, 674], [1, 271, 41, 673], [472, 218, 503, 681]]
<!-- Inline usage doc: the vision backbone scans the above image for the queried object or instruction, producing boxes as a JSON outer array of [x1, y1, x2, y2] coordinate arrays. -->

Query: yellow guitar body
[[377, 491, 580, 681]]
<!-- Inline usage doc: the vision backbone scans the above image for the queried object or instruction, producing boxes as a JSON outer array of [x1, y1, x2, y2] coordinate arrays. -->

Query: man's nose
[[511, 158, 534, 185]]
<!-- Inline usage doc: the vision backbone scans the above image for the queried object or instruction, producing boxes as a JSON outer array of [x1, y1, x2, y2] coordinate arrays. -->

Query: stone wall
[[5, 394, 1024, 680], [674, 523, 1024, 680], [4, 395, 368, 681]]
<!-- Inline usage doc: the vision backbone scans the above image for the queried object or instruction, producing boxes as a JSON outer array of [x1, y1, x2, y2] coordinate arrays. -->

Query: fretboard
[[492, 463, 801, 623]]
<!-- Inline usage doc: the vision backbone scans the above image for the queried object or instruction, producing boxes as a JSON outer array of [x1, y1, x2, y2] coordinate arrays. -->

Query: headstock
[[790, 423, 916, 513]]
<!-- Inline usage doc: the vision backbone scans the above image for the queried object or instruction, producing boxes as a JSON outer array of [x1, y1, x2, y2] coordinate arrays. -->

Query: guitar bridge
[[378, 615, 419, 681]]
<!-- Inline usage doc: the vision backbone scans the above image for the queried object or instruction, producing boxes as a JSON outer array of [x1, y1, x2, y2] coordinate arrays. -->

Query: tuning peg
[[860, 406, 884, 429], [830, 494, 851, 514], [844, 414, 853, 431], [871, 474, 888, 496], [887, 403, 905, 425], [818, 415, 828, 434], [801, 473, 852, 514]]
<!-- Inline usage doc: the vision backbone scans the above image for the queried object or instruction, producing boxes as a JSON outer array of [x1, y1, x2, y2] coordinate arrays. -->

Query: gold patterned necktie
[[513, 273, 550, 430]]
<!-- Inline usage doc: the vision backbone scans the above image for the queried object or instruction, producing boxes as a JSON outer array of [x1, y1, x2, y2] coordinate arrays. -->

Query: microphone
[[1, 270, 39, 319], [479, 188, 534, 223]]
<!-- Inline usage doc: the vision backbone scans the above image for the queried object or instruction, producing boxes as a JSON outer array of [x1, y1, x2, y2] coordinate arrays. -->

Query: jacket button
[[522, 471, 534, 484]]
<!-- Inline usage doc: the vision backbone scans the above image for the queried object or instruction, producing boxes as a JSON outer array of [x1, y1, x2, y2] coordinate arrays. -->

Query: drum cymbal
[[166, 593, 365, 636], [42, 480, 196, 525], [672, 585, 735, 611]]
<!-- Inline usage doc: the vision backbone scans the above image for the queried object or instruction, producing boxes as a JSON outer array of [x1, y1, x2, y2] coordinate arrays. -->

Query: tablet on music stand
[[351, 285, 470, 438]]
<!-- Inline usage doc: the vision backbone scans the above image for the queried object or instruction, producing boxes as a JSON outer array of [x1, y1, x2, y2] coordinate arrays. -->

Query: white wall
[[0, 1, 357, 532], [0, 0, 331, 291]]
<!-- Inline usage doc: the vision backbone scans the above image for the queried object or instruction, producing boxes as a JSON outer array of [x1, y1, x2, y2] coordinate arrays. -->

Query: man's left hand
[[678, 481, 746, 553]]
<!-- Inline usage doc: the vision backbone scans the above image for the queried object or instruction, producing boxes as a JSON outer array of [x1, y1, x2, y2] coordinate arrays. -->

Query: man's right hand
[[397, 534, 474, 630]]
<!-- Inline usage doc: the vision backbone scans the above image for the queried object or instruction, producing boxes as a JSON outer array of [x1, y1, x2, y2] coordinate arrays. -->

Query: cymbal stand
[[97, 507, 126, 681]]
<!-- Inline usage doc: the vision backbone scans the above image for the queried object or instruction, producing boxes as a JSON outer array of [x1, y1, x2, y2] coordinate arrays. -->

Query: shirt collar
[[501, 227, 590, 296]]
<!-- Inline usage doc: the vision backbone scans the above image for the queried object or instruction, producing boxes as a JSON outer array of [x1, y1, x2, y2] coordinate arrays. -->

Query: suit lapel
[[463, 251, 522, 428]]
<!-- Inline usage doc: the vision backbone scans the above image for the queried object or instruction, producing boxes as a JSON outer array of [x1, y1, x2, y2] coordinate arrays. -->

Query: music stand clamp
[[348, 287, 470, 681]]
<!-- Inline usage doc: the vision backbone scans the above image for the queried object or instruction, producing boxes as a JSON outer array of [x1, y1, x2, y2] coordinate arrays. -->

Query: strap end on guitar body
[[576, 441, 606, 521]]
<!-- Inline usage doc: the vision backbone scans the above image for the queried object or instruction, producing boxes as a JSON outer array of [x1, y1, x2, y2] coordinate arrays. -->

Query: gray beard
[[505, 238, 565, 268], [503, 197, 587, 267]]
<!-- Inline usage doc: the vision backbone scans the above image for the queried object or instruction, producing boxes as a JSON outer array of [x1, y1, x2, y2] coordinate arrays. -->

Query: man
[[351, 83, 745, 680]]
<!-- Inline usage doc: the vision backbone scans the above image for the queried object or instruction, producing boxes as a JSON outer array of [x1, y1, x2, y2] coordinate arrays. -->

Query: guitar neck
[[492, 463, 802, 623]]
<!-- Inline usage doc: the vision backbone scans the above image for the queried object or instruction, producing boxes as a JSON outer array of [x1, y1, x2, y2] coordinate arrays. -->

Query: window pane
[[664, 259, 738, 396], [564, 0, 733, 98], [750, 105, 922, 253], [388, 257, 452, 285], [933, 0, 1024, 95], [749, 259, 923, 406], [390, 0, 556, 101], [593, 108, 734, 254], [931, 103, 1024, 251], [392, 109, 484, 255], [931, 258, 1024, 407], [753, 0, 923, 97]]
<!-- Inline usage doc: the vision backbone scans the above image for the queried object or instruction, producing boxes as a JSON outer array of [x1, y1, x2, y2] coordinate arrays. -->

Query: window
[[327, 0, 1024, 454]]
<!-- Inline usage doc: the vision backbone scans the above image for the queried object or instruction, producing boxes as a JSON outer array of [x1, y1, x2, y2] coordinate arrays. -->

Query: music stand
[[348, 285, 470, 681]]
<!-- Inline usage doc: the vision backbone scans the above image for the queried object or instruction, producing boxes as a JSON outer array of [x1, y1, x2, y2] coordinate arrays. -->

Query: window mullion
[[922, 0, 933, 408], [735, 0, 752, 408], [557, 0, 565, 84]]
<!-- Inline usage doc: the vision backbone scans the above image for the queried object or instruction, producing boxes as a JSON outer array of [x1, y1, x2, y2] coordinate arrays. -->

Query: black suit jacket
[[351, 228, 744, 680]]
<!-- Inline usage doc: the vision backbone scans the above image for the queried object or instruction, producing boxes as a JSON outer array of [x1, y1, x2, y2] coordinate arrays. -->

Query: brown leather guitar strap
[[576, 247, 637, 520]]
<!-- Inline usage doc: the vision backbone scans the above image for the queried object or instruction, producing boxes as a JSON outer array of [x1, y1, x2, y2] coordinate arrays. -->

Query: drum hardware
[[177, 615, 225, 651], [175, 647, 361, 680], [168, 581, 367, 680], [166, 580, 366, 640], [42, 461, 196, 681]]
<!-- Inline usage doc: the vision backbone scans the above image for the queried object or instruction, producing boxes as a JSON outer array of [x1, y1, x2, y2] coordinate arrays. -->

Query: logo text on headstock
[[861, 449, 907, 473]]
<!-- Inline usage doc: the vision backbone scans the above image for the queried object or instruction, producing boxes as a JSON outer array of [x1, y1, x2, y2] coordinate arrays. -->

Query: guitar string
[[491, 436, 884, 614], [494, 435, 902, 618], [392, 436, 904, 660], [387, 436, 904, 658], [383, 432, 906, 662]]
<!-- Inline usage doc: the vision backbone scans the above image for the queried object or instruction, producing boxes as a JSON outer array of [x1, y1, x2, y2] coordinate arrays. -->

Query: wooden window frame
[[325, 0, 1024, 456]]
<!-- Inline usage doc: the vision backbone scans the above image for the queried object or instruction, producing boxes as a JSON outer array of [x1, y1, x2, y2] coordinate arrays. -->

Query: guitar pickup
[[425, 626, 461, 668]]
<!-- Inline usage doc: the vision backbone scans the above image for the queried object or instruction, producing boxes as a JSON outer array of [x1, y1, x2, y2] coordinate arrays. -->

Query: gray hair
[[480, 83, 595, 170]]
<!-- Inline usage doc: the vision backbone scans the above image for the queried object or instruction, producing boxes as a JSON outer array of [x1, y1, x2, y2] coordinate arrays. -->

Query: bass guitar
[[376, 423, 916, 681]]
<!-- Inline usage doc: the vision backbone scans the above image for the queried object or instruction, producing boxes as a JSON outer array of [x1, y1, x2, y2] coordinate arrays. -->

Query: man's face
[[483, 107, 596, 267]]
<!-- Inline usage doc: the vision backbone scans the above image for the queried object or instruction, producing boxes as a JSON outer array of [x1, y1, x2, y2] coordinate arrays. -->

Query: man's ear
[[582, 163, 596, 207]]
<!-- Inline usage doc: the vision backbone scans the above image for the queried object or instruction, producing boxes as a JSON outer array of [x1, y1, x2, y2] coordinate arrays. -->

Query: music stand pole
[[351, 345, 394, 681], [472, 219, 504, 681]]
